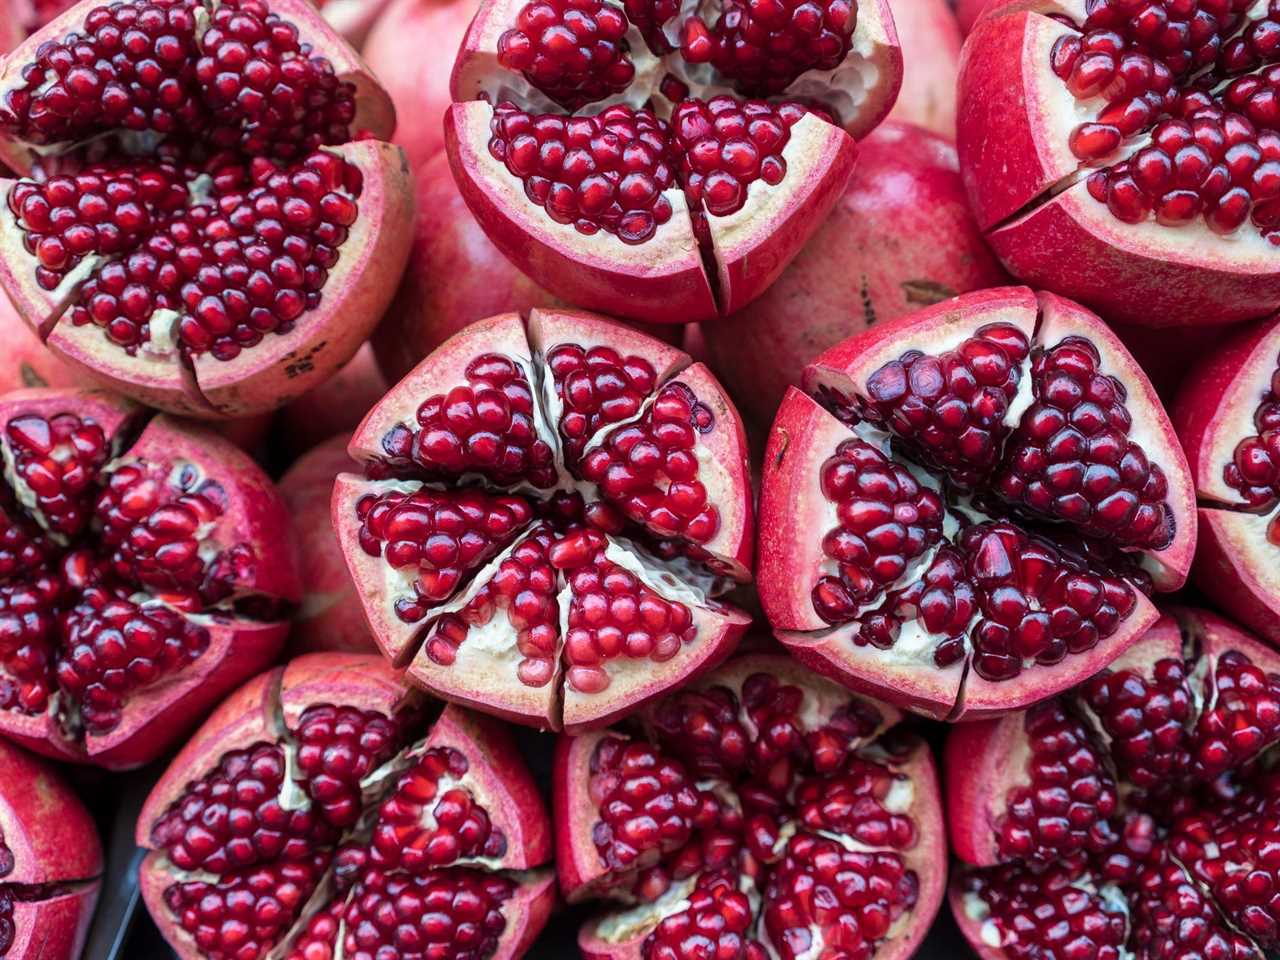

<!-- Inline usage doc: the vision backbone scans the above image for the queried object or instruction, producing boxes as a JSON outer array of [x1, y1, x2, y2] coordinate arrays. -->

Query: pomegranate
[[0, 738, 102, 960], [311, 0, 396, 47], [0, 387, 300, 768], [555, 653, 946, 960], [757, 286, 1197, 720], [371, 150, 558, 384], [0, 0, 415, 418], [949, 608, 1280, 959], [444, 0, 903, 323], [955, 0, 991, 34], [1174, 314, 1280, 649], [0, 0, 77, 52], [280, 433, 374, 655], [0, 292, 79, 392], [884, 0, 962, 139], [699, 121, 1010, 433], [138, 652, 555, 960], [958, 0, 1280, 328], [334, 308, 754, 732], [363, 0, 480, 172], [276, 342, 387, 459]]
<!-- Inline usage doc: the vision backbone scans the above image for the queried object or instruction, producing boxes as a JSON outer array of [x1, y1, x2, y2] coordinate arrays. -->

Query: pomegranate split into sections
[[334, 308, 754, 733], [1176, 313, 1280, 650], [555, 654, 946, 960], [950, 609, 1280, 959], [758, 286, 1197, 721], [0, 387, 300, 769], [137, 653, 555, 960], [0, 738, 101, 960], [958, 0, 1280, 327], [0, 0, 415, 418], [444, 0, 903, 323]]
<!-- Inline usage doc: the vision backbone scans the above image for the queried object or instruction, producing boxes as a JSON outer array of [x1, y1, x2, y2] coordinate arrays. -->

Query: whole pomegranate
[[555, 653, 946, 960], [311, 0, 397, 47], [950, 609, 1280, 959], [138, 652, 554, 960], [334, 308, 754, 731], [275, 343, 387, 459], [758, 286, 1197, 720], [885, 0, 963, 139], [445, 0, 904, 323], [699, 121, 1009, 432], [363, 0, 480, 171], [280, 433, 374, 655], [0, 0, 415, 418], [0, 387, 300, 768], [0, 292, 79, 392], [1175, 314, 1280, 649], [371, 150, 558, 384], [0, 738, 102, 960], [958, 0, 1280, 327]]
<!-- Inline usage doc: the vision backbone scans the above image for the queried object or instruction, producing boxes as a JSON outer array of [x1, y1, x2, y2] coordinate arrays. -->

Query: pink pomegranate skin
[[700, 121, 1009, 432], [280, 434, 375, 656], [1174, 316, 1280, 649], [886, 0, 963, 139], [0, 738, 102, 960], [371, 151, 559, 383], [275, 344, 388, 460], [363, 0, 480, 172], [0, 293, 79, 393]]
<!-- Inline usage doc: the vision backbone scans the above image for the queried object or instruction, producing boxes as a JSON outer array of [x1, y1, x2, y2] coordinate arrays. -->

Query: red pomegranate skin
[[700, 121, 1010, 432], [886, 0, 963, 139], [281, 434, 377, 656], [275, 344, 388, 459], [0, 293, 80, 393], [363, 0, 480, 172], [372, 151, 559, 383]]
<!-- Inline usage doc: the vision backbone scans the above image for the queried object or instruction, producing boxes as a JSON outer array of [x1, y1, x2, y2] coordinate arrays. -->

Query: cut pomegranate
[[444, 0, 903, 322], [758, 286, 1196, 720], [958, 0, 1280, 327], [0, 738, 101, 960], [138, 653, 555, 960], [0, 387, 299, 768], [949, 608, 1280, 959], [1175, 315, 1280, 651], [556, 654, 946, 960], [698, 120, 1011, 432], [0, 0, 415, 418], [335, 308, 753, 732], [0, 0, 76, 53]]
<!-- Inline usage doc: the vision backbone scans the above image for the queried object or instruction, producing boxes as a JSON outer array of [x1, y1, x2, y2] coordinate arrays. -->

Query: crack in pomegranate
[[1045, 0, 1280, 242]]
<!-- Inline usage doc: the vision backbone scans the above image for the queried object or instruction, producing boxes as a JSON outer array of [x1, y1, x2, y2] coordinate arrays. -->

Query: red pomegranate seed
[[545, 342, 659, 466], [293, 704, 403, 829], [644, 869, 769, 960]]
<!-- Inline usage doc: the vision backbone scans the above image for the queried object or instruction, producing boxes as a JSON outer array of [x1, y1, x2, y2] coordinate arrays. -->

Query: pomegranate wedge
[[444, 0, 902, 322], [758, 286, 1196, 720], [0, 739, 102, 960], [335, 308, 753, 733], [958, 0, 1280, 327], [0, 0, 415, 417], [1175, 313, 1280, 649], [0, 387, 300, 768], [949, 609, 1280, 960], [138, 653, 555, 960], [556, 654, 946, 960]]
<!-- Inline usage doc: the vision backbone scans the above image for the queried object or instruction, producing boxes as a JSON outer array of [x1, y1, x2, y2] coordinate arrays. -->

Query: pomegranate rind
[[552, 729, 623, 904], [278, 652, 413, 730], [421, 705, 553, 870], [490, 868, 558, 960], [6, 887, 101, 960], [0, 291, 80, 392], [525, 307, 690, 393], [444, 102, 719, 324], [944, 710, 1036, 867], [1193, 509, 1280, 648], [0, 738, 102, 884], [956, 0, 1280, 327]]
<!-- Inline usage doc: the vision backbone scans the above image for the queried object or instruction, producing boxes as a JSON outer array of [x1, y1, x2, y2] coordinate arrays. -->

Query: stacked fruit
[[0, 0, 1278, 957]]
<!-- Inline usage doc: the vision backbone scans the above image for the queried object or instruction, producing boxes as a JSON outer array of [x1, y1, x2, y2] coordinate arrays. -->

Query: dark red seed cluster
[[584, 673, 922, 959], [496, 0, 636, 110], [0, 410, 257, 731], [1050, 0, 1280, 242], [0, 0, 367, 362], [1225, 352, 1280, 541], [546, 342, 659, 467]]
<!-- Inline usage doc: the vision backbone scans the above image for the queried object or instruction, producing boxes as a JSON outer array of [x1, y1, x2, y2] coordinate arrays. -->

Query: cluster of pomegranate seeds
[[545, 343, 659, 466], [0, 0, 371, 362], [496, 0, 636, 109], [1130, 854, 1261, 960], [487, 102, 678, 245], [994, 701, 1119, 863], [1225, 351, 1280, 542], [1050, 0, 1280, 242], [678, 0, 857, 95], [0, 405, 272, 735], [580, 671, 929, 959], [153, 699, 541, 960]]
